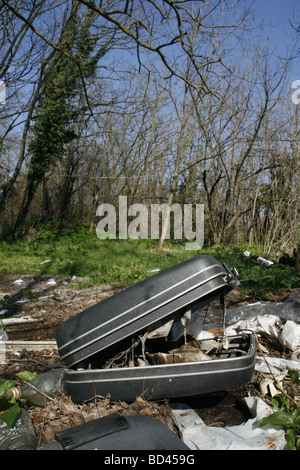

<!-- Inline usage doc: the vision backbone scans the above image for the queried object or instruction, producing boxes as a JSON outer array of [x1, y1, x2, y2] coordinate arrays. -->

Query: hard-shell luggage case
[[56, 255, 237, 367], [56, 254, 256, 403], [43, 413, 189, 450], [63, 333, 255, 403]]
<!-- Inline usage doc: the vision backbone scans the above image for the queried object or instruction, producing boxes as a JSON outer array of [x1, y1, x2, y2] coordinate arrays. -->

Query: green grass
[[0, 222, 299, 299]]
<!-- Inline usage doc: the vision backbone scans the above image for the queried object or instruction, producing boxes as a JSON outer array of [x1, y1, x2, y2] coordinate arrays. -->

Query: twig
[[22, 380, 55, 402], [104, 337, 141, 368], [220, 294, 229, 349], [83, 394, 108, 403], [140, 332, 149, 364], [255, 333, 300, 409], [275, 382, 300, 408]]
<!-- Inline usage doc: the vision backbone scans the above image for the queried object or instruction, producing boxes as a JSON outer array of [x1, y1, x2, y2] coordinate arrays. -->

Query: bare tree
[[185, 36, 288, 246]]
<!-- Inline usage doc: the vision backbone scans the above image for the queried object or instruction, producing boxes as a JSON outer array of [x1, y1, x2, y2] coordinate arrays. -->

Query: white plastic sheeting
[[226, 314, 300, 352], [255, 356, 300, 374], [171, 311, 300, 359], [165, 300, 300, 450], [280, 320, 300, 351], [172, 397, 286, 450], [225, 314, 281, 340]]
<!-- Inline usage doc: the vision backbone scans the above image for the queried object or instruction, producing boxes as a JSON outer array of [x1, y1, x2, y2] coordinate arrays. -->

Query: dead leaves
[[31, 394, 176, 448]]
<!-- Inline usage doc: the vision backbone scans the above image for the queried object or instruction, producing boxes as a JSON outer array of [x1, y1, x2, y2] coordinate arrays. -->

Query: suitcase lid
[[56, 254, 238, 367]]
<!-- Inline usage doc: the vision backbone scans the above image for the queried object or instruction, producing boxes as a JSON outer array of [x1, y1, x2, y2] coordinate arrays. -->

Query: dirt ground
[[0, 273, 121, 341], [0, 273, 299, 449], [0, 272, 292, 341]]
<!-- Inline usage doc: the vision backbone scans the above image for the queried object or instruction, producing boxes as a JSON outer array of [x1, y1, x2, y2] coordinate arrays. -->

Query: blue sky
[[252, 0, 299, 70]]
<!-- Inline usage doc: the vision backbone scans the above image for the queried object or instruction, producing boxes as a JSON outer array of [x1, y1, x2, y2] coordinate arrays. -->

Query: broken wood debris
[[148, 340, 210, 364], [1, 316, 41, 326], [102, 334, 249, 369], [1, 340, 57, 353]]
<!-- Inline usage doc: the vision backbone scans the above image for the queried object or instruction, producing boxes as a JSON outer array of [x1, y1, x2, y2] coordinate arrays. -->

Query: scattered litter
[[280, 320, 300, 351], [0, 408, 38, 450], [0, 329, 8, 341], [224, 299, 300, 325], [13, 294, 55, 305], [255, 356, 300, 375], [14, 368, 67, 407], [16, 299, 30, 304], [226, 315, 300, 352], [40, 260, 51, 264], [13, 279, 25, 286], [225, 314, 281, 340], [171, 396, 286, 450], [36, 295, 54, 301], [148, 341, 210, 364], [46, 279, 56, 286], [257, 257, 274, 268], [172, 307, 300, 379], [0, 273, 298, 450], [242, 251, 274, 267], [0, 310, 10, 317], [148, 267, 160, 273], [170, 298, 300, 343], [259, 375, 285, 397]]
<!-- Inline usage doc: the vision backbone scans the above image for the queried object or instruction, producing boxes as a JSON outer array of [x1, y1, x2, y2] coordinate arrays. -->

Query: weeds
[[259, 369, 300, 450], [0, 223, 299, 297], [0, 379, 20, 427]]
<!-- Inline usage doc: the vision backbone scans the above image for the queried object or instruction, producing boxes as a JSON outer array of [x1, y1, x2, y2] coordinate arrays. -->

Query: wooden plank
[[0, 340, 57, 353], [1, 316, 40, 326], [2, 316, 44, 334]]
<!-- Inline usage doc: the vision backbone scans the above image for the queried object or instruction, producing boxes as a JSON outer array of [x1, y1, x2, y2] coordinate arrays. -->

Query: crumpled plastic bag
[[0, 408, 37, 450], [226, 315, 300, 353], [255, 356, 300, 374], [225, 314, 281, 340], [168, 305, 300, 374], [171, 396, 286, 450], [280, 320, 300, 351]]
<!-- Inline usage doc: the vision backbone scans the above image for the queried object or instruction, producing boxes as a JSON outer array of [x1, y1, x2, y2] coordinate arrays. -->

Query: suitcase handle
[[54, 413, 128, 450]]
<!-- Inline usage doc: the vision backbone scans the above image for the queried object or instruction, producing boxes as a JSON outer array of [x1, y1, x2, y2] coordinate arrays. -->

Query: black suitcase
[[56, 254, 256, 403], [43, 413, 189, 450]]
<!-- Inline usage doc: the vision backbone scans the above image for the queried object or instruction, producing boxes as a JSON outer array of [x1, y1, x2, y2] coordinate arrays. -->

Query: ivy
[[0, 379, 20, 428], [14, 2, 108, 236]]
